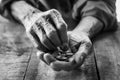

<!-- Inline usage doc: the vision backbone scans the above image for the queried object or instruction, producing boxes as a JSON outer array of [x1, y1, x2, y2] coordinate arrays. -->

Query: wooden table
[[0, 16, 120, 80]]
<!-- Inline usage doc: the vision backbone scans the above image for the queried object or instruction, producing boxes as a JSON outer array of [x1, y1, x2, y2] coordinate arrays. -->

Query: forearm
[[72, 16, 103, 38], [11, 1, 41, 26]]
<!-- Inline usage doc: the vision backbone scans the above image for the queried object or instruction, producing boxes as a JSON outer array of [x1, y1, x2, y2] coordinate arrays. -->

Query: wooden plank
[[37, 51, 98, 80], [94, 24, 120, 80], [0, 19, 34, 80], [24, 49, 98, 80], [24, 49, 40, 80], [0, 16, 98, 80]]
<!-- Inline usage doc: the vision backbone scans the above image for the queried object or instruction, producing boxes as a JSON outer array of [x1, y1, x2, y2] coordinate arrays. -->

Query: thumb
[[37, 51, 56, 65], [74, 42, 92, 67]]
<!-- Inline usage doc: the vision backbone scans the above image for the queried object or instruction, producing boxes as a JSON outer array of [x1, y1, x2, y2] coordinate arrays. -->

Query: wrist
[[11, 1, 41, 24], [22, 11, 43, 31], [71, 30, 89, 38], [73, 16, 103, 38], [11, 1, 43, 30]]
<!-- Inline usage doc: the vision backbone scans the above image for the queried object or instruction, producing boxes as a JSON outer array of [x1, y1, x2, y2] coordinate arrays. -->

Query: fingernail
[[60, 43, 69, 51], [69, 57, 74, 63], [78, 55, 85, 65], [44, 53, 56, 65], [36, 51, 44, 60], [50, 62, 61, 71], [71, 47, 77, 53]]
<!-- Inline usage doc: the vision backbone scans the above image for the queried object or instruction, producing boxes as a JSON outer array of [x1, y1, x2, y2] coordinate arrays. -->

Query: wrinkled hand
[[24, 9, 92, 71], [25, 9, 68, 52], [37, 31, 92, 71], [66, 31, 92, 70]]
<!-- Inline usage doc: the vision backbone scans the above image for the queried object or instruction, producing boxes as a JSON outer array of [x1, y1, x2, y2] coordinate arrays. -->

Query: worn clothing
[[0, 0, 118, 31]]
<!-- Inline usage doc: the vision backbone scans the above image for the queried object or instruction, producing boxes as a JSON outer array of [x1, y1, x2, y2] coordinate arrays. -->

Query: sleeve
[[72, 0, 118, 31], [0, 0, 38, 21]]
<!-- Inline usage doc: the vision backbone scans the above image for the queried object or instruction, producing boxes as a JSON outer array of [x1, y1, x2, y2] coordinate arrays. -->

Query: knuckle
[[86, 41, 92, 46], [50, 9, 60, 15], [41, 15, 48, 20], [37, 51, 44, 59], [48, 10, 55, 16], [26, 30, 31, 36], [58, 23, 67, 30], [50, 62, 61, 71], [26, 25, 34, 33], [49, 9, 62, 19], [49, 9, 67, 28], [86, 41, 92, 48], [40, 12, 49, 20], [47, 30, 57, 38], [41, 11, 48, 16], [83, 37, 92, 45], [41, 37, 47, 44]]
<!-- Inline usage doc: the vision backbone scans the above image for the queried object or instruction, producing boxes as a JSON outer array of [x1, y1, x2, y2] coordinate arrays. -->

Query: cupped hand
[[37, 31, 92, 71], [25, 9, 92, 71], [66, 31, 92, 69]]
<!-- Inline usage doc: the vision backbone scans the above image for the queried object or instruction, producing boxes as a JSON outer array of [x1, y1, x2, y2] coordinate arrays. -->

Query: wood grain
[[2, 16, 120, 80], [0, 16, 98, 80], [33, 50, 98, 80], [94, 24, 120, 80], [0, 18, 34, 80]]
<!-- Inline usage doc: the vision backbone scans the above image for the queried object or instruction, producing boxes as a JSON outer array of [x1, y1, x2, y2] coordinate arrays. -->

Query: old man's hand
[[25, 9, 68, 52], [37, 31, 92, 71], [25, 9, 92, 71]]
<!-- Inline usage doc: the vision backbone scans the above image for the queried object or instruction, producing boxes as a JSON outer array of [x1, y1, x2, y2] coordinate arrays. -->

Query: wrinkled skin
[[25, 9, 92, 71], [37, 32, 92, 71], [26, 9, 68, 52]]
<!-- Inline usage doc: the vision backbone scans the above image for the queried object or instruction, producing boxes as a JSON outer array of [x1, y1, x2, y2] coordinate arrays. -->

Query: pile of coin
[[52, 50, 74, 62]]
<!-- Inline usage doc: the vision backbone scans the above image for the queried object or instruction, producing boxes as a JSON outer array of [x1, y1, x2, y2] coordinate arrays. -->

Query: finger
[[68, 38, 80, 53], [32, 20, 57, 51], [43, 53, 56, 65], [37, 51, 56, 65], [27, 28, 48, 52], [69, 44, 78, 53], [36, 51, 48, 64], [68, 33, 81, 53], [42, 15, 61, 47], [50, 60, 76, 71], [74, 42, 92, 67], [49, 9, 68, 50]]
